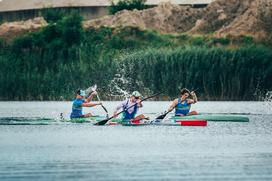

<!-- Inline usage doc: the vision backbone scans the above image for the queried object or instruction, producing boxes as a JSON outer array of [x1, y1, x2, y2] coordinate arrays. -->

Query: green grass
[[0, 13, 271, 100]]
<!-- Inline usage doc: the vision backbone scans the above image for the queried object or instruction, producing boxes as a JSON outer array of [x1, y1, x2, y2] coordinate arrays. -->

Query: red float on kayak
[[131, 120, 141, 124], [175, 120, 207, 126]]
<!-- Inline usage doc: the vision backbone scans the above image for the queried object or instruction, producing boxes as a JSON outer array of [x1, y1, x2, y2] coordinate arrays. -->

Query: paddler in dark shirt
[[70, 89, 101, 119]]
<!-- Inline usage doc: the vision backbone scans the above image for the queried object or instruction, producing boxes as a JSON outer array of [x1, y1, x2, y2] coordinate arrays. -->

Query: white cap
[[79, 90, 86, 97], [132, 91, 141, 98]]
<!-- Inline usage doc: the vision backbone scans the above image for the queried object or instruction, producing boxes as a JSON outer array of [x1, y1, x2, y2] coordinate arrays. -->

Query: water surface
[[0, 101, 271, 180]]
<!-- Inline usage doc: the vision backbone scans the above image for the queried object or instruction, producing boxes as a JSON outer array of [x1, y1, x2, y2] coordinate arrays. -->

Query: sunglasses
[[134, 96, 139, 99]]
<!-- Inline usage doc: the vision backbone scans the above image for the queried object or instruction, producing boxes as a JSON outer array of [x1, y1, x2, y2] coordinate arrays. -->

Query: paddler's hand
[[113, 111, 118, 118], [91, 91, 97, 96], [136, 99, 143, 107], [190, 91, 198, 103]]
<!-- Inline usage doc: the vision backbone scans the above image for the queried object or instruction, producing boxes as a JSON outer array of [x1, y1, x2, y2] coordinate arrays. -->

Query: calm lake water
[[0, 101, 272, 181]]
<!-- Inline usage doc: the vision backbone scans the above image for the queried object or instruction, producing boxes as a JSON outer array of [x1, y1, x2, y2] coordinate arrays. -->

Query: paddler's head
[[180, 88, 190, 99], [76, 89, 86, 99], [131, 91, 141, 102]]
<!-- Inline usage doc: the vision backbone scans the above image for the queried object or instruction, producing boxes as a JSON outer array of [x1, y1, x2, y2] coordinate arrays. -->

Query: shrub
[[210, 37, 230, 45], [242, 35, 254, 45], [108, 0, 147, 15], [191, 36, 206, 46], [0, 38, 5, 49], [41, 7, 65, 23]]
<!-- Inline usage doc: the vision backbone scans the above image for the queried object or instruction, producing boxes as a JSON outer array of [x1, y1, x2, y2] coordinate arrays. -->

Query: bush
[[0, 38, 5, 49], [231, 35, 254, 45], [41, 7, 65, 23], [58, 12, 84, 47], [108, 0, 147, 15], [191, 36, 206, 46], [210, 37, 230, 45], [12, 35, 34, 51]]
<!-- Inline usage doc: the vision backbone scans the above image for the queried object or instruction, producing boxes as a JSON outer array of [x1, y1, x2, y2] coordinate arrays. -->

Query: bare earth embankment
[[1, 0, 272, 41]]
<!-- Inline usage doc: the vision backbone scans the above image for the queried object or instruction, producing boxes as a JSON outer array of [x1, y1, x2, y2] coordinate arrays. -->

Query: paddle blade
[[156, 113, 167, 120], [91, 84, 97, 92], [156, 110, 170, 120], [94, 118, 110, 125], [85, 84, 97, 96]]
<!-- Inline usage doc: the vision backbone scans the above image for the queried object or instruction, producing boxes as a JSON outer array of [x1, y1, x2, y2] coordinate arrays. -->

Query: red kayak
[[175, 120, 207, 126]]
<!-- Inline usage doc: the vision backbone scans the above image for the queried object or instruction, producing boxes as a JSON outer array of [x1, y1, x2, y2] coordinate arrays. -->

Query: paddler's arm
[[82, 102, 102, 107], [167, 99, 178, 112], [188, 91, 198, 104], [113, 100, 126, 117], [85, 91, 97, 103]]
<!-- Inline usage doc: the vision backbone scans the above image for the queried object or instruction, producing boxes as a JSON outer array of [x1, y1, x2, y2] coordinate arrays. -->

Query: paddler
[[70, 89, 101, 119], [167, 88, 198, 116], [113, 91, 149, 121]]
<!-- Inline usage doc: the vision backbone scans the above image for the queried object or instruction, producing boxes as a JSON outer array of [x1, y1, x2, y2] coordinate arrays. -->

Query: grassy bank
[[0, 13, 271, 101]]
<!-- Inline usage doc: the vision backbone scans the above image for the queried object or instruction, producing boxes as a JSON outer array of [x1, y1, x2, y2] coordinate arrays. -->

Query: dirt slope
[[1, 0, 272, 41], [0, 17, 47, 41], [84, 3, 202, 33], [191, 0, 272, 39], [84, 0, 272, 38]]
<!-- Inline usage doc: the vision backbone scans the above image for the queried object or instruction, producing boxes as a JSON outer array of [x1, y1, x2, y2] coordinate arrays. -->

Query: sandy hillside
[[84, 3, 202, 33], [0, 17, 47, 41], [190, 0, 272, 39], [1, 0, 272, 41], [84, 0, 272, 38]]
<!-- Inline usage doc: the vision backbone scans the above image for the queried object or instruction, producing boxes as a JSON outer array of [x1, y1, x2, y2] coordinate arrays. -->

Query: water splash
[[263, 91, 272, 113], [108, 66, 131, 99]]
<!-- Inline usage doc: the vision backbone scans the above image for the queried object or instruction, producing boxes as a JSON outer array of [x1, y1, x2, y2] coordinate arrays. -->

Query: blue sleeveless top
[[123, 100, 138, 120], [175, 98, 191, 116], [70, 99, 84, 118]]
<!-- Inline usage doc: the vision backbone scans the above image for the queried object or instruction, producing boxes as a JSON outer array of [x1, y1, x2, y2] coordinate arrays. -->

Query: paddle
[[155, 110, 171, 120], [94, 91, 164, 126], [96, 93, 109, 118], [155, 88, 199, 120], [85, 84, 97, 96], [88, 84, 109, 117]]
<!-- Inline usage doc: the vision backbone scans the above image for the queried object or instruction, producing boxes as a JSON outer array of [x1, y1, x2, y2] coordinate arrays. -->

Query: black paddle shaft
[[101, 104, 108, 114], [94, 91, 164, 125]]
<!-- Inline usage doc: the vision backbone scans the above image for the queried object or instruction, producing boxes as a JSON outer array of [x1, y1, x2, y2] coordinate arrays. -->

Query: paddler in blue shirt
[[70, 89, 101, 119], [113, 91, 149, 121], [167, 88, 198, 116]]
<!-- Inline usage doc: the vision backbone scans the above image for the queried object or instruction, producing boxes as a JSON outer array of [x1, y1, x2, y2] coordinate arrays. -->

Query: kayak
[[67, 113, 249, 125], [67, 116, 207, 126], [169, 114, 249, 122], [65, 116, 122, 124], [121, 119, 207, 126]]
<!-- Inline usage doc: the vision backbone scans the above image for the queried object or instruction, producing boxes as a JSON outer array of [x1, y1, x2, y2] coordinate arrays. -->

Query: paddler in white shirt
[[113, 91, 149, 121]]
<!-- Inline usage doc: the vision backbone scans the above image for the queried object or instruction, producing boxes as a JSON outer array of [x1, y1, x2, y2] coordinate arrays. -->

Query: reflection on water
[[0, 102, 272, 180], [0, 117, 56, 125]]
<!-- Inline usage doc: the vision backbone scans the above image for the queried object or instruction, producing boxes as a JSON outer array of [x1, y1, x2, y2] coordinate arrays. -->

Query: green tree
[[41, 7, 65, 23], [109, 0, 147, 15]]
